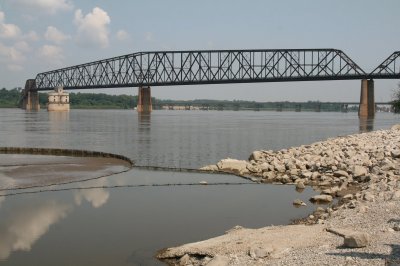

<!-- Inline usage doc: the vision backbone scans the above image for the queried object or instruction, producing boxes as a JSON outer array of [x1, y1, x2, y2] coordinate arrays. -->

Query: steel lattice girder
[[34, 49, 369, 91], [370, 51, 400, 79]]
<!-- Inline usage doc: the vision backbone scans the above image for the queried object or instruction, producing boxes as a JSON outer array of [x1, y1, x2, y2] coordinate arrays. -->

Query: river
[[0, 109, 398, 265]]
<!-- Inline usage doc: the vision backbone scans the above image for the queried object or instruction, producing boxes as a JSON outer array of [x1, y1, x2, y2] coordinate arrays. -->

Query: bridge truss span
[[35, 49, 367, 90], [370, 51, 400, 79]]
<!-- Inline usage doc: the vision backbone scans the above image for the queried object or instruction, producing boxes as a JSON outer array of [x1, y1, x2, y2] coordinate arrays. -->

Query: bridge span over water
[[22, 49, 400, 117]]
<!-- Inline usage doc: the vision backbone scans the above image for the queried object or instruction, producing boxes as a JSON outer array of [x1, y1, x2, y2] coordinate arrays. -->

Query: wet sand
[[0, 154, 132, 190]]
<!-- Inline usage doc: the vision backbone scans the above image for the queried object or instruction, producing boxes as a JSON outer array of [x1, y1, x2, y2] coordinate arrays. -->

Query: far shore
[[158, 125, 400, 265]]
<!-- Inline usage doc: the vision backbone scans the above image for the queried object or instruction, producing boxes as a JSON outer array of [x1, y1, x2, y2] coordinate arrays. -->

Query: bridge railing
[[34, 49, 367, 90]]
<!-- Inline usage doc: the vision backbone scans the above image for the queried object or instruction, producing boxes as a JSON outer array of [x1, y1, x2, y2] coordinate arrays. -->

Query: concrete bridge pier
[[358, 79, 375, 118], [137, 86, 152, 113], [21, 79, 40, 111], [23, 90, 40, 111], [315, 103, 321, 112]]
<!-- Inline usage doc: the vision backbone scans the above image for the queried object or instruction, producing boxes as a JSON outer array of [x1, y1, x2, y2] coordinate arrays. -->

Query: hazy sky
[[0, 0, 399, 101]]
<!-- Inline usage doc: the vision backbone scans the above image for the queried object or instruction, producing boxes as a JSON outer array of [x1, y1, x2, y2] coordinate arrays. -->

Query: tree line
[[1, 86, 399, 112]]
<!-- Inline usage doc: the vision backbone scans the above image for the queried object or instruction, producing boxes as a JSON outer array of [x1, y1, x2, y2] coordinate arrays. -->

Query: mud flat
[[0, 148, 133, 190], [158, 125, 400, 265]]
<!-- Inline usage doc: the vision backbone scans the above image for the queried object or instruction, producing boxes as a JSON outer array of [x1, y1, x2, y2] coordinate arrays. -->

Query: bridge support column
[[23, 90, 40, 111], [137, 86, 152, 113], [358, 79, 375, 118]]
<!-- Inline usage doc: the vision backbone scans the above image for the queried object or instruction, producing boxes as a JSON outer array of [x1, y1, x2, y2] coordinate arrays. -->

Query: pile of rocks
[[159, 126, 400, 265], [201, 125, 400, 202]]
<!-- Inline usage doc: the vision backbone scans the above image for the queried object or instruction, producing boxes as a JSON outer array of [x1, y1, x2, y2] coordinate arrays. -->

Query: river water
[[0, 109, 398, 265]]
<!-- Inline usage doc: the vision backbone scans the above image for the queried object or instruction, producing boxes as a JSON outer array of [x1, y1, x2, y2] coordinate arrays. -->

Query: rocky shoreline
[[157, 125, 400, 265]]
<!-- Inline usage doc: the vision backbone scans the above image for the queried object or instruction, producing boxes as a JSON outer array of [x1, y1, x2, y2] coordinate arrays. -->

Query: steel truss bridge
[[31, 49, 400, 91]]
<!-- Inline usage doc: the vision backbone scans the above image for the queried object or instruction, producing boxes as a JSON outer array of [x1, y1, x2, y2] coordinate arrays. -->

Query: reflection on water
[[0, 110, 399, 265], [0, 169, 321, 265], [138, 112, 151, 125], [359, 116, 374, 132], [0, 200, 71, 260], [74, 178, 110, 208]]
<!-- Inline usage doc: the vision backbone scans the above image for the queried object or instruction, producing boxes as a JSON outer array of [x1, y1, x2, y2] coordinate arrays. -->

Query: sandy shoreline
[[158, 125, 400, 265]]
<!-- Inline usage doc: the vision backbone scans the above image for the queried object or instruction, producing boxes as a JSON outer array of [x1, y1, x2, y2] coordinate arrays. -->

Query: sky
[[0, 0, 399, 102]]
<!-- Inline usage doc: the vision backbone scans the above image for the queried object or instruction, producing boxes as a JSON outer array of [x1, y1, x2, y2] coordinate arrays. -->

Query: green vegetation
[[0, 88, 22, 107], [153, 99, 350, 112], [0, 88, 138, 109], [67, 92, 137, 109], [0, 87, 369, 112], [392, 83, 400, 113]]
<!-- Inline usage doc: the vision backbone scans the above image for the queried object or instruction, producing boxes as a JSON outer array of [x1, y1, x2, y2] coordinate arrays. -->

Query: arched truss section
[[34, 49, 367, 90], [370, 51, 400, 79]]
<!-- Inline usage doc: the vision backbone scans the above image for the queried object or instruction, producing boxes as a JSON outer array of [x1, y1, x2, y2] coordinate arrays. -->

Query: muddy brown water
[[0, 109, 398, 265]]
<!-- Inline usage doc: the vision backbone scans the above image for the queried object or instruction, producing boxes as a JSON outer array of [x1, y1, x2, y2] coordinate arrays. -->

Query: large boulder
[[351, 165, 368, 178], [248, 246, 274, 259], [216, 158, 250, 175], [391, 149, 400, 159], [327, 228, 370, 248], [272, 160, 286, 173], [199, 164, 219, 171], [310, 195, 333, 203], [343, 233, 370, 248], [296, 181, 305, 189], [262, 171, 276, 180], [293, 199, 307, 206], [333, 170, 349, 178], [249, 151, 264, 162]]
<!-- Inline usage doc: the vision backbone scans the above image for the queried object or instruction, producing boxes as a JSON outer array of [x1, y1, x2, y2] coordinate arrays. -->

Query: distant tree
[[392, 83, 400, 113]]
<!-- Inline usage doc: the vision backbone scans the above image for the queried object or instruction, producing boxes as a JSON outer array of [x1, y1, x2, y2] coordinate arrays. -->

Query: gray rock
[[301, 171, 313, 178], [311, 172, 320, 180], [343, 232, 370, 248], [293, 199, 306, 206], [259, 162, 271, 172], [343, 194, 354, 200], [352, 165, 368, 177], [322, 186, 339, 196], [334, 170, 349, 178], [246, 164, 260, 173], [290, 169, 299, 176], [310, 195, 333, 203], [273, 162, 286, 173], [296, 181, 305, 189], [363, 192, 375, 202], [280, 175, 291, 184], [179, 254, 192, 266], [262, 171, 276, 180], [249, 151, 264, 161], [391, 150, 400, 159], [248, 246, 274, 259], [217, 159, 250, 175]]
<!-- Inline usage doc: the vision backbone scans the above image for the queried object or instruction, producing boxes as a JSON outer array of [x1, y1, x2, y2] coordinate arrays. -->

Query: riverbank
[[157, 125, 400, 265]]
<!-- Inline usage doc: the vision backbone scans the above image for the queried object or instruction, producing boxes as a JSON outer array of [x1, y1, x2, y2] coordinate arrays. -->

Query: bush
[[392, 83, 400, 113]]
